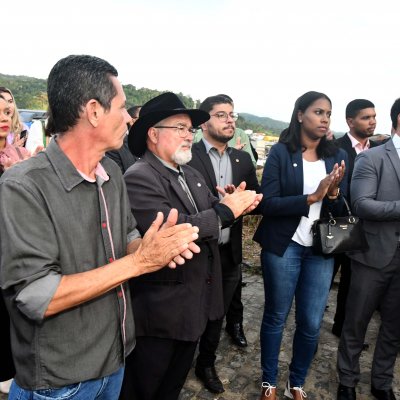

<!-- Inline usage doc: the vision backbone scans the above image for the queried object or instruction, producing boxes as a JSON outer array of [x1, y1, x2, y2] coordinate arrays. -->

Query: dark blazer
[[348, 139, 400, 268], [124, 151, 224, 341], [106, 136, 138, 174], [253, 142, 349, 256], [335, 133, 379, 189], [188, 140, 260, 264]]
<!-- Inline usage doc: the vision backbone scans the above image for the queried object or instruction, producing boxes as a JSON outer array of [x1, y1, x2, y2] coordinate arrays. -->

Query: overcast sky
[[3, 0, 399, 134]]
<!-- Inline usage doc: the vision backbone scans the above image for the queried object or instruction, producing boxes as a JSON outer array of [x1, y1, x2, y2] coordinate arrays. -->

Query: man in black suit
[[121, 92, 262, 400], [188, 94, 260, 394], [106, 105, 141, 173], [332, 99, 378, 340]]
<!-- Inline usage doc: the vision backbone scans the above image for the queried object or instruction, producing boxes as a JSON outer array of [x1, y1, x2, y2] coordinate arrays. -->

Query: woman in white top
[[254, 91, 348, 400]]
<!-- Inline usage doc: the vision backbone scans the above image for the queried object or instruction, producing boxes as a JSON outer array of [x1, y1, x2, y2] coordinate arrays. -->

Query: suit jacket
[[106, 136, 138, 174], [188, 141, 260, 265], [253, 142, 349, 256], [348, 139, 400, 268], [124, 150, 224, 341], [335, 133, 379, 190]]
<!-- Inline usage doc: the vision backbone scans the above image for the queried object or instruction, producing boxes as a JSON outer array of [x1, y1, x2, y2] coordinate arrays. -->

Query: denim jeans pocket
[[33, 383, 81, 399]]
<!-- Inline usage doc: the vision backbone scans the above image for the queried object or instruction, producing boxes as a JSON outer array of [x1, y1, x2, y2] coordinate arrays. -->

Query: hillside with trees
[[0, 73, 286, 134]]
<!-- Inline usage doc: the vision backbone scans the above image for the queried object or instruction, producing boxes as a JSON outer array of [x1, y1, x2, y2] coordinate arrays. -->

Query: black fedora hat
[[128, 92, 210, 157]]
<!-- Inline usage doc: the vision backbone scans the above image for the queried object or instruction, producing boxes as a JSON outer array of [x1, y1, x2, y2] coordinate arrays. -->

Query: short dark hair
[[279, 91, 338, 158], [127, 105, 141, 118], [390, 98, 400, 130], [345, 99, 375, 119], [46, 55, 118, 135], [199, 94, 233, 113]]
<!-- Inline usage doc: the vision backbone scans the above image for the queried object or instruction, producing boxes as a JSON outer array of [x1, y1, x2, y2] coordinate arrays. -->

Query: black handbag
[[311, 197, 369, 255]]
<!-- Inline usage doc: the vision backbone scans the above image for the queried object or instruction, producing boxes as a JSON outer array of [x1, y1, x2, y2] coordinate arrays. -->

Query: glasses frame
[[154, 125, 197, 138], [210, 111, 239, 122]]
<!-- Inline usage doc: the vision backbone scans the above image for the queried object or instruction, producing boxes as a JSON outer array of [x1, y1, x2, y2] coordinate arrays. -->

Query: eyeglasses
[[154, 125, 197, 138], [210, 111, 239, 122]]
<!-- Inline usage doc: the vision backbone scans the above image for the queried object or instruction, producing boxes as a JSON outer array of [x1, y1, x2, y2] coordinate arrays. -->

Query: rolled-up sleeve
[[0, 179, 62, 321], [16, 271, 61, 321]]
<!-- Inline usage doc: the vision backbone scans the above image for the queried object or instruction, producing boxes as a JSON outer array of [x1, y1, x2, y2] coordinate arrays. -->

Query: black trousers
[[226, 266, 244, 325], [0, 292, 15, 381], [119, 336, 197, 400], [337, 249, 400, 389], [196, 244, 241, 368], [332, 253, 352, 333]]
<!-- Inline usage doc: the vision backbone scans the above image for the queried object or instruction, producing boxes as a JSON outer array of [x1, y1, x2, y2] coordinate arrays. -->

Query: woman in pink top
[[0, 94, 31, 394], [0, 95, 29, 169]]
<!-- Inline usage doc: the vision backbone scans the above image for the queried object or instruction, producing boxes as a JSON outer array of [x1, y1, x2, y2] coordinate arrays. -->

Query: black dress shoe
[[337, 384, 356, 400], [225, 322, 248, 347], [371, 386, 396, 400], [195, 366, 224, 394], [332, 323, 342, 338]]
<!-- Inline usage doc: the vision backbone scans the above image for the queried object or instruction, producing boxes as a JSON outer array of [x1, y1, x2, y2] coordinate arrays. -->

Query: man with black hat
[[121, 92, 262, 400]]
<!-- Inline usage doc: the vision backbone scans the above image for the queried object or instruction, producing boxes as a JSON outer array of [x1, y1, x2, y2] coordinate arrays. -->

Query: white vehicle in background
[[18, 109, 49, 152], [19, 109, 47, 128]]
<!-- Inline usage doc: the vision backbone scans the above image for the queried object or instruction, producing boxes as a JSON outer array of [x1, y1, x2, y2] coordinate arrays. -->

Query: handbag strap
[[328, 195, 352, 220], [342, 196, 352, 217]]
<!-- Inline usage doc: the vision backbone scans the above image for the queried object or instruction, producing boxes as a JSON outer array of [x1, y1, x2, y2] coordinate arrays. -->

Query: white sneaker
[[284, 379, 307, 399], [0, 378, 13, 394]]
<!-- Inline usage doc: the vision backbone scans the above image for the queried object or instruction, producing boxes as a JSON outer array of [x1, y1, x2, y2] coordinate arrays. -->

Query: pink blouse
[[0, 141, 30, 167]]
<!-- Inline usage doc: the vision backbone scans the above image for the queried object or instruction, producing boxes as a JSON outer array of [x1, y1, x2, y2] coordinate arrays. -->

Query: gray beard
[[172, 147, 192, 165]]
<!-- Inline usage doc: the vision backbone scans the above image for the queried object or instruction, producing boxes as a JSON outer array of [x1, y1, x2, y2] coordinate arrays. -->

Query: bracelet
[[327, 187, 340, 200]]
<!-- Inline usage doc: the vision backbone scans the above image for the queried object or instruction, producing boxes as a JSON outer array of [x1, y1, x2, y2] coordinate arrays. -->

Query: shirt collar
[[392, 133, 400, 149], [201, 137, 231, 155], [152, 152, 181, 174], [77, 163, 110, 184], [347, 132, 371, 150], [45, 135, 110, 191]]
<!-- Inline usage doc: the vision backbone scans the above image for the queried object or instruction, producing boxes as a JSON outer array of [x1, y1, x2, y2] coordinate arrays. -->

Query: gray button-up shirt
[[202, 138, 233, 244], [0, 137, 139, 390]]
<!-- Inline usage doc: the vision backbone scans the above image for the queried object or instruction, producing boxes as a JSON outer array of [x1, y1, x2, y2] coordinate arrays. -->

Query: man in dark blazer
[[188, 94, 260, 394], [121, 92, 261, 400], [106, 106, 141, 173], [332, 99, 378, 339], [337, 98, 400, 400]]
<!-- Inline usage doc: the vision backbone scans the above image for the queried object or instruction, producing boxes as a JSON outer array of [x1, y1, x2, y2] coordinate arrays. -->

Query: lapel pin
[[197, 183, 201, 187], [293, 163, 297, 167], [236, 159, 240, 163]]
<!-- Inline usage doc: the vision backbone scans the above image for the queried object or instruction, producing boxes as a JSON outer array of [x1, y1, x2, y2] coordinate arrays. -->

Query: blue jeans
[[8, 367, 124, 400], [260, 242, 333, 386]]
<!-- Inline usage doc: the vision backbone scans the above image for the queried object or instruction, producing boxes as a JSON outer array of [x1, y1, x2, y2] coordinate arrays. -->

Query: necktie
[[178, 172, 198, 212]]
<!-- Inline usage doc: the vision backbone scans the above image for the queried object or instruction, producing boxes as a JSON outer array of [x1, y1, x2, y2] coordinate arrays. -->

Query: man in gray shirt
[[0, 55, 199, 400]]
